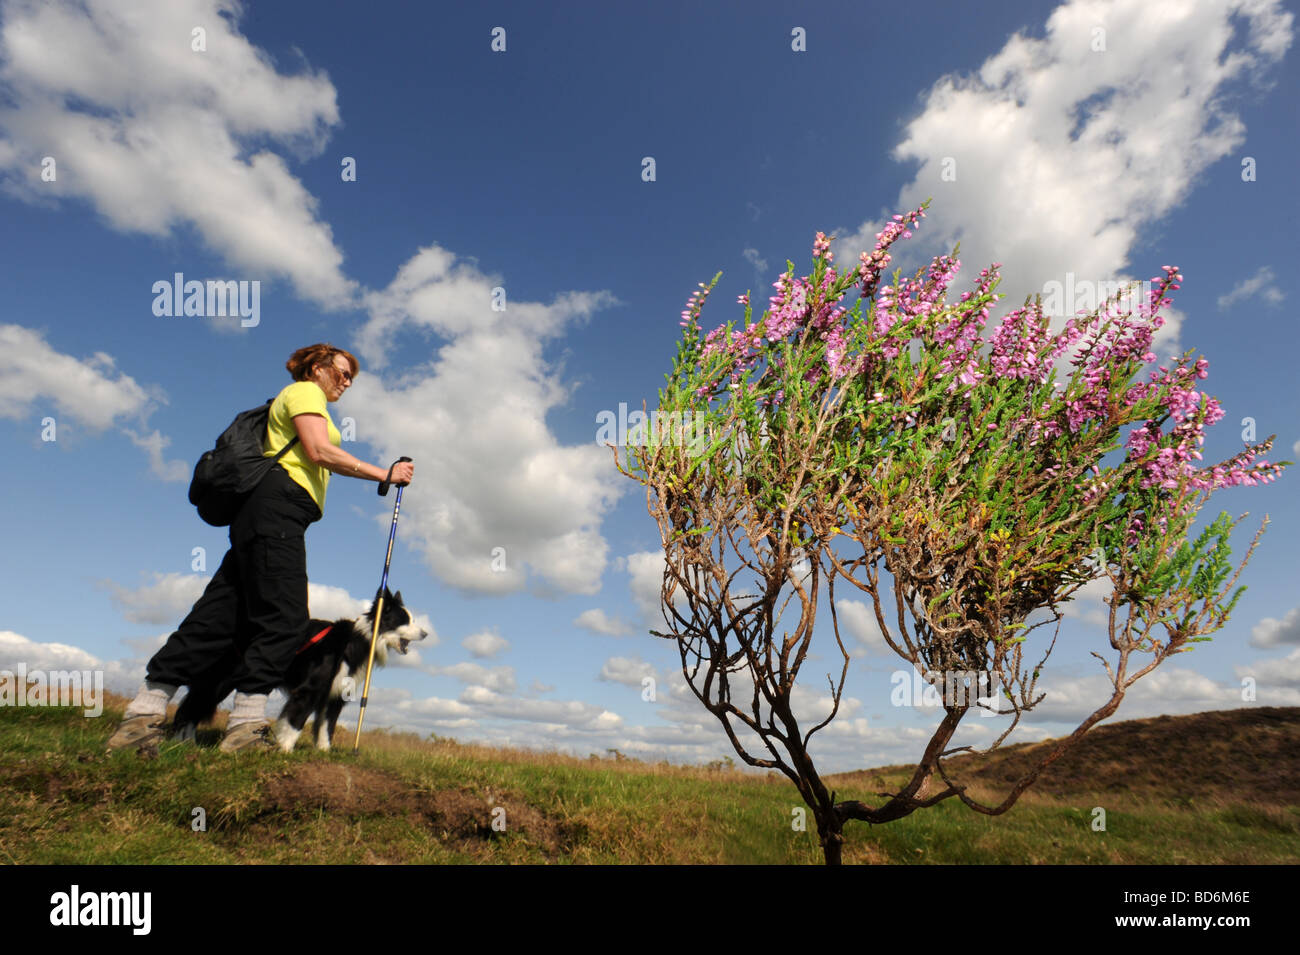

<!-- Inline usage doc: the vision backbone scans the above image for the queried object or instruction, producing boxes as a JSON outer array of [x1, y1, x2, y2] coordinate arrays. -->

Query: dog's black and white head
[[354, 587, 428, 665]]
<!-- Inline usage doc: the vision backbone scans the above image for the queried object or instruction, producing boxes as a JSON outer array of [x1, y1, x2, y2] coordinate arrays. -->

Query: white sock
[[227, 691, 269, 729], [124, 680, 176, 719]]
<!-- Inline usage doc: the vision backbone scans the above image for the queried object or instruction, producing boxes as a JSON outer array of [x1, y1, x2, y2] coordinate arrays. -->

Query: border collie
[[172, 588, 427, 752]]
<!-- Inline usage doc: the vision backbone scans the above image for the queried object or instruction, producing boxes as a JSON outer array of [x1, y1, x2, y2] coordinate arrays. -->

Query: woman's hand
[[390, 460, 414, 485]]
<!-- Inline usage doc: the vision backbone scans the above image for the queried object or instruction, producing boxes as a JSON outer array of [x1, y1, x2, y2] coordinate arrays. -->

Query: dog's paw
[[273, 718, 301, 753]]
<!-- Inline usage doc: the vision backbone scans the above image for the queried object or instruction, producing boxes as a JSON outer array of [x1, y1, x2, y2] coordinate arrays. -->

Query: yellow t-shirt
[[263, 380, 339, 513]]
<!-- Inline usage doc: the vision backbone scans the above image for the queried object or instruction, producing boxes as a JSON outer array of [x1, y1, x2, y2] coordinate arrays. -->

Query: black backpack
[[188, 400, 300, 527]]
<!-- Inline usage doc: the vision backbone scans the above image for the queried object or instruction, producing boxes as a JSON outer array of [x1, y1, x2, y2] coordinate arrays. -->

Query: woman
[[108, 343, 415, 753]]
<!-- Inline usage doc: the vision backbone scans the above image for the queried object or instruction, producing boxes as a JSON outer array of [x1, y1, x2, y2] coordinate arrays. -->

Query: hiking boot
[[106, 714, 166, 754], [219, 720, 276, 753]]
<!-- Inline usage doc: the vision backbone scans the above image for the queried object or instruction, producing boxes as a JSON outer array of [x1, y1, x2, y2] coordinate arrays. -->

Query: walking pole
[[353, 456, 412, 754]]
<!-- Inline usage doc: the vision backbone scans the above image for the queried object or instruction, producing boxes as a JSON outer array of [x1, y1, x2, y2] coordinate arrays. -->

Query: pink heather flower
[[684, 237, 1285, 525], [812, 232, 834, 262]]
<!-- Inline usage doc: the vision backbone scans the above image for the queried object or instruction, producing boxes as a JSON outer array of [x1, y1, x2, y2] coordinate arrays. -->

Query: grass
[[2, 695, 1297, 864]]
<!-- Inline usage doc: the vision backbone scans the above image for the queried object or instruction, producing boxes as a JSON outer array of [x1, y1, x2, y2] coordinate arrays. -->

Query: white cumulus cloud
[[341, 245, 624, 596], [1250, 606, 1300, 649], [832, 0, 1292, 385], [1218, 266, 1285, 311], [0, 0, 355, 308], [598, 656, 657, 687], [574, 608, 635, 637], [462, 630, 510, 658]]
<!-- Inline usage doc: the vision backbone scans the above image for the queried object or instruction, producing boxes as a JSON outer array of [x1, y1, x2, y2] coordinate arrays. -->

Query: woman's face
[[313, 355, 354, 401]]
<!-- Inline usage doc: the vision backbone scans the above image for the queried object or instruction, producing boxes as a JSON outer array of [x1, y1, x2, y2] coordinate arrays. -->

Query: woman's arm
[[291, 412, 406, 483]]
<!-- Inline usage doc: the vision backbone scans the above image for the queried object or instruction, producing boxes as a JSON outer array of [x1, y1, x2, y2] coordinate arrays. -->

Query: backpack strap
[[265, 397, 300, 462], [272, 435, 300, 461]]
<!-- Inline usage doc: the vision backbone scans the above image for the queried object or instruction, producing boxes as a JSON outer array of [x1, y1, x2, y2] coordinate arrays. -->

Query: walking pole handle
[[378, 456, 413, 497]]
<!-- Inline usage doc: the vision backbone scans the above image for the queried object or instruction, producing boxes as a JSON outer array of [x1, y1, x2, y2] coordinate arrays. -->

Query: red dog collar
[[297, 624, 333, 655]]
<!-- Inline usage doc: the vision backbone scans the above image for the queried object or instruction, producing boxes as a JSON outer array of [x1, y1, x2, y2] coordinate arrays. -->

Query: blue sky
[[1, 0, 1297, 773]]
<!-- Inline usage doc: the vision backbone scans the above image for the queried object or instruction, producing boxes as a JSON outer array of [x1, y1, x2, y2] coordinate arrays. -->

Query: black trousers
[[147, 464, 322, 695]]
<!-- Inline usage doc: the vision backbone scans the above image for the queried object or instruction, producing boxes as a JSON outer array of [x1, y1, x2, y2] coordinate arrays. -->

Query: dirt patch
[[262, 763, 403, 814], [259, 762, 574, 858]]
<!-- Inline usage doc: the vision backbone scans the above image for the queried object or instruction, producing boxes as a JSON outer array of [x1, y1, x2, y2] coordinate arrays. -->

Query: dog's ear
[[394, 590, 403, 605]]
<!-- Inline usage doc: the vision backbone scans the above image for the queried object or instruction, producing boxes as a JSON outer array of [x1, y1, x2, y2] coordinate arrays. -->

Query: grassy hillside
[[2, 694, 1297, 864]]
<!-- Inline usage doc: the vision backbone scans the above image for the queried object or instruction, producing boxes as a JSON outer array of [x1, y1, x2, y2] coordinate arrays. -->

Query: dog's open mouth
[[399, 638, 410, 654]]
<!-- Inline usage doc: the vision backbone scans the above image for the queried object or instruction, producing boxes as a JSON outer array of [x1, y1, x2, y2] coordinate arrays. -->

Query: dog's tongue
[[399, 638, 410, 655]]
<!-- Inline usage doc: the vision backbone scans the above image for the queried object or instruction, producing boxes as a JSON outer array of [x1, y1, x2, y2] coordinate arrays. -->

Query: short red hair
[[286, 343, 359, 383]]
